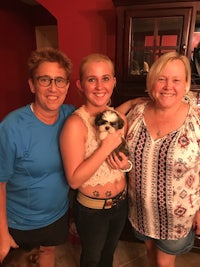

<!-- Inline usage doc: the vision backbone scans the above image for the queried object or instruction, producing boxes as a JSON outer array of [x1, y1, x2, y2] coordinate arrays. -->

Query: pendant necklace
[[154, 109, 162, 138], [156, 129, 161, 138]]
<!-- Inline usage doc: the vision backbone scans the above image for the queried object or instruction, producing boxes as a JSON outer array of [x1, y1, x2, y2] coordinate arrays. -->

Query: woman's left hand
[[192, 210, 200, 235], [107, 152, 129, 170]]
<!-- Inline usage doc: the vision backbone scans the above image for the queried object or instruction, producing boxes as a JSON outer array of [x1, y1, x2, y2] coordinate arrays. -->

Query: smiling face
[[77, 56, 116, 111], [29, 61, 69, 114], [151, 59, 187, 109]]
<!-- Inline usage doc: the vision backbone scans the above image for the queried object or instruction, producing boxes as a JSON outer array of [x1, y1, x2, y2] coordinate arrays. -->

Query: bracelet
[[120, 160, 133, 172]]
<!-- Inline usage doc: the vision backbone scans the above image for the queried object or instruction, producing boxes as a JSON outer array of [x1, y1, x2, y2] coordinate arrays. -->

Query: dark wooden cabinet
[[112, 0, 200, 106]]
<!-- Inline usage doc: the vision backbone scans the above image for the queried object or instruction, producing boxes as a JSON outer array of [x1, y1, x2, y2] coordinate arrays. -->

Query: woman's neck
[[152, 101, 186, 118], [30, 103, 59, 125], [84, 104, 110, 116]]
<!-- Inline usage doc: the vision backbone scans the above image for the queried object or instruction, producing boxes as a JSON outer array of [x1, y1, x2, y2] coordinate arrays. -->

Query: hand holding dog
[[100, 129, 124, 156], [107, 151, 129, 171]]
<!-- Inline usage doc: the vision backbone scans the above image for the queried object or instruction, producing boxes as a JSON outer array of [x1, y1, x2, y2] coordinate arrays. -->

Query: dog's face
[[95, 110, 124, 139]]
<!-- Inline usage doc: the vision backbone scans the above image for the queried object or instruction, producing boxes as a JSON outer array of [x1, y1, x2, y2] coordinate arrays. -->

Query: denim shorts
[[134, 228, 195, 255]]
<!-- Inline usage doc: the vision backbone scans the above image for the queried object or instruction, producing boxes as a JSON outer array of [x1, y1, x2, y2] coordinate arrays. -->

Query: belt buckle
[[103, 189, 126, 209], [104, 199, 115, 209]]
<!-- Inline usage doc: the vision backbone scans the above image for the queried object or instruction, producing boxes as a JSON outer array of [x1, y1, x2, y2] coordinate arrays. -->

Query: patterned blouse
[[126, 102, 200, 240]]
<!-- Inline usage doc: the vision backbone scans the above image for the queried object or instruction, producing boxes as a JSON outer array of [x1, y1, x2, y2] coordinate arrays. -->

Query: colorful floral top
[[126, 102, 200, 240]]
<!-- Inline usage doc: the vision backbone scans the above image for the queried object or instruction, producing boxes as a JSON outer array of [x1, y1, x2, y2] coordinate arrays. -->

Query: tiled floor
[[55, 239, 200, 267]]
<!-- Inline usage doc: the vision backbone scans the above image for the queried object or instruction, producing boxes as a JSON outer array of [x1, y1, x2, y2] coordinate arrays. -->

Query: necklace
[[156, 129, 161, 137], [30, 103, 34, 113], [154, 109, 162, 138]]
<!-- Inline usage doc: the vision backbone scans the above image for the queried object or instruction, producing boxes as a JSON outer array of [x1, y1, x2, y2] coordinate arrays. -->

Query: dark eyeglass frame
[[35, 75, 69, 88]]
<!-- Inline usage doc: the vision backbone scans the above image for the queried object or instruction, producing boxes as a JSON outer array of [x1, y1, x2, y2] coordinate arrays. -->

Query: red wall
[[0, 2, 36, 120], [38, 0, 116, 108], [0, 0, 116, 121]]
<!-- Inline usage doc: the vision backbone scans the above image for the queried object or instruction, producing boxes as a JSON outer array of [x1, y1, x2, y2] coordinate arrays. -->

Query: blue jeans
[[73, 195, 128, 267]]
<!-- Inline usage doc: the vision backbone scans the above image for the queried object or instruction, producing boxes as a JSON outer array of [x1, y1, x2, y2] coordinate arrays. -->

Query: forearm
[[116, 100, 132, 114], [0, 182, 9, 237], [61, 116, 123, 189], [116, 97, 150, 114], [0, 182, 11, 262], [67, 144, 113, 189]]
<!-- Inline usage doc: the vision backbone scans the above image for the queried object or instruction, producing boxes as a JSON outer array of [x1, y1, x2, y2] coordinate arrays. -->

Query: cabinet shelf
[[112, 0, 200, 106]]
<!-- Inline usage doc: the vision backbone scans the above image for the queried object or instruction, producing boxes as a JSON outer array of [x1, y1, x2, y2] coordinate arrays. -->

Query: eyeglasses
[[35, 76, 69, 88]]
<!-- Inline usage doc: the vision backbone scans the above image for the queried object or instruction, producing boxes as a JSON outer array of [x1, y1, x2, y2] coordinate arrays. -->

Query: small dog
[[1, 248, 39, 267], [94, 110, 129, 160]]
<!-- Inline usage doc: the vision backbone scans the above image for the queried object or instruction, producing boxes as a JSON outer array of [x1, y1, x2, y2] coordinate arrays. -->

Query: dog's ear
[[117, 116, 124, 129], [94, 112, 103, 126]]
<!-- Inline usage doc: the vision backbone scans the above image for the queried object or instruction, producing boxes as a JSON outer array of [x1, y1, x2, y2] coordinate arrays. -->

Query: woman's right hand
[[0, 233, 18, 263], [116, 97, 149, 114]]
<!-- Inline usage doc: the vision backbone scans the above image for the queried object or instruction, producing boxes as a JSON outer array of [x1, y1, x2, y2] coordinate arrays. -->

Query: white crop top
[[74, 105, 124, 187]]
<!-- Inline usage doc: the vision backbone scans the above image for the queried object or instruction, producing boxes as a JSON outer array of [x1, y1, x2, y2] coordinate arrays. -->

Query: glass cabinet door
[[123, 8, 192, 80], [130, 17, 184, 76]]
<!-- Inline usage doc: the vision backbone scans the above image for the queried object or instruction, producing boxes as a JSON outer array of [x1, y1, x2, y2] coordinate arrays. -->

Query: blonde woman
[[60, 53, 131, 267], [117, 51, 200, 267]]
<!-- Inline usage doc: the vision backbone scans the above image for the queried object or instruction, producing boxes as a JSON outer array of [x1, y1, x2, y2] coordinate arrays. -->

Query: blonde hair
[[146, 51, 191, 98], [79, 53, 115, 81]]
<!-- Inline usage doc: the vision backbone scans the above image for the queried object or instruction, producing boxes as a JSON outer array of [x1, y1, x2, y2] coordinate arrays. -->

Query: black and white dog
[[94, 110, 129, 160]]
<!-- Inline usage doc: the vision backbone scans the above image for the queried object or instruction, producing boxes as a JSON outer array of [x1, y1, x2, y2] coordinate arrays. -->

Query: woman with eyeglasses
[[0, 47, 75, 266]]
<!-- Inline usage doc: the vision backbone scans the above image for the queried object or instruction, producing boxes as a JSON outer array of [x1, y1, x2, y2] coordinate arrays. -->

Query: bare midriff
[[78, 175, 126, 198]]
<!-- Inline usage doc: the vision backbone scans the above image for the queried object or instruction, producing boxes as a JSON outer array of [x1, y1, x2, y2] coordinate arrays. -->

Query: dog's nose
[[105, 126, 110, 131]]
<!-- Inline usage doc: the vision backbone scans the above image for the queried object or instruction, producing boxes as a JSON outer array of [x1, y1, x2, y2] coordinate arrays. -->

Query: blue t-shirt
[[0, 104, 75, 230]]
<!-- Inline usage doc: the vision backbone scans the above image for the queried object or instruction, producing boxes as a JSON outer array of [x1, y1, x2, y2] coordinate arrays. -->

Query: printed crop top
[[74, 105, 125, 187]]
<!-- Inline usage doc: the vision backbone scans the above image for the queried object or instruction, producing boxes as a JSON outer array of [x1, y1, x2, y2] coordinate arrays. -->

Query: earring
[[107, 99, 112, 106]]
